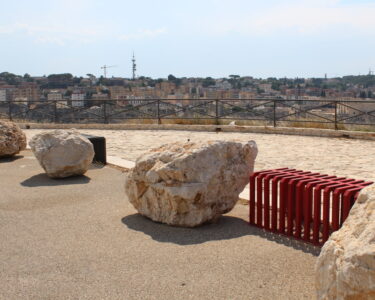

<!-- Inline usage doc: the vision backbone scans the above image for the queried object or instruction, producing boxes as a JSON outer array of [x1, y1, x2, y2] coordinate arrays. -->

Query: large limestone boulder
[[124, 140, 258, 227], [0, 120, 27, 158], [29, 130, 94, 178], [315, 184, 375, 300]]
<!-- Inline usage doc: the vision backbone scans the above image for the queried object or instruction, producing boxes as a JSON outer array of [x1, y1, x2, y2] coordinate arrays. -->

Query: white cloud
[[118, 28, 167, 41], [0, 22, 103, 45], [198, 0, 375, 36], [0, 22, 167, 45]]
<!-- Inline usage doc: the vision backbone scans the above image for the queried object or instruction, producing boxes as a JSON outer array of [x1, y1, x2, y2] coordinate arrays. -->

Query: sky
[[1, 0, 375, 79]]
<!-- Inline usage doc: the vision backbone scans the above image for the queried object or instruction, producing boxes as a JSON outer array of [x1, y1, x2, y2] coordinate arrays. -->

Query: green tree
[[47, 73, 73, 88], [23, 73, 34, 82], [167, 74, 181, 86], [0, 72, 19, 85], [168, 74, 177, 81], [202, 77, 215, 87], [271, 82, 281, 91], [256, 87, 265, 94]]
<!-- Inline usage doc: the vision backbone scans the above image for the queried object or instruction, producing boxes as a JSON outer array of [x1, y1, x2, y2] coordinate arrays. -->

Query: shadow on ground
[[21, 173, 91, 187], [0, 155, 24, 163], [121, 213, 321, 255], [89, 162, 106, 170]]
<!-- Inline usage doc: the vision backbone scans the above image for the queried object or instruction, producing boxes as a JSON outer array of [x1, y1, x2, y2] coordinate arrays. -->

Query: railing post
[[334, 101, 338, 130], [157, 99, 161, 124], [54, 101, 57, 123], [103, 100, 108, 124], [215, 99, 219, 125], [8, 101, 12, 121], [273, 99, 276, 127]]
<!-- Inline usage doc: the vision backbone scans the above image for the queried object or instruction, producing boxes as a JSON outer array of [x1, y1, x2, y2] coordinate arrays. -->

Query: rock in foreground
[[29, 130, 94, 178], [315, 184, 375, 300], [0, 120, 27, 158], [124, 140, 258, 227]]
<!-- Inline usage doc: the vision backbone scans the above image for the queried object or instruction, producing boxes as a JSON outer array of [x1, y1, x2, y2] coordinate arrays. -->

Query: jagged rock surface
[[315, 184, 375, 300], [0, 120, 26, 158], [124, 140, 258, 227], [29, 130, 94, 178]]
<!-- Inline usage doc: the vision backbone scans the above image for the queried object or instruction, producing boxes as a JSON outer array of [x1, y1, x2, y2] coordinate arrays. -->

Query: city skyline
[[1, 0, 375, 78]]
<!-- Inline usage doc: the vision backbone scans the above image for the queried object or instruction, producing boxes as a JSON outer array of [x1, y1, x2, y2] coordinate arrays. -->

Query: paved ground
[[1, 151, 318, 300]]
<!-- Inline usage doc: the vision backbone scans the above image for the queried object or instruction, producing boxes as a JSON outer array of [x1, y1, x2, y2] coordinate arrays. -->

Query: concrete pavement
[[0, 151, 318, 300]]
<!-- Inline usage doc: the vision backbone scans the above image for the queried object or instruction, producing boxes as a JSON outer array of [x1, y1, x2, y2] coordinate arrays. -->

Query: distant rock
[[0, 121, 26, 158], [124, 140, 258, 227], [315, 184, 375, 300], [29, 130, 94, 178]]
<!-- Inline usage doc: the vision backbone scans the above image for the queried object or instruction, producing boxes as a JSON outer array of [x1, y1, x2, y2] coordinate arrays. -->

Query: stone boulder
[[29, 130, 94, 178], [315, 184, 375, 300], [0, 120, 27, 158], [124, 140, 258, 227]]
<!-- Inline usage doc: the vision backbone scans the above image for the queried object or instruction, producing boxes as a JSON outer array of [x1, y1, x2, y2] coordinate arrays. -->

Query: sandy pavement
[[25, 128, 375, 182]]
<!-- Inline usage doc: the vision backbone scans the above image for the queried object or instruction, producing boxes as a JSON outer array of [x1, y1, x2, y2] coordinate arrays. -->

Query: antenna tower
[[132, 53, 137, 80]]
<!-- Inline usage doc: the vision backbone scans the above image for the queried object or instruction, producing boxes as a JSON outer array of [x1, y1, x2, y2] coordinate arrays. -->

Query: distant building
[[71, 90, 86, 107], [47, 90, 66, 108], [0, 89, 7, 102], [133, 87, 155, 98], [109, 86, 130, 100], [214, 81, 232, 90], [239, 91, 256, 99], [205, 88, 219, 99], [126, 95, 144, 106], [92, 93, 109, 100], [258, 83, 273, 93], [12, 82, 40, 102], [0, 85, 16, 101], [47, 90, 63, 101], [156, 81, 176, 95]]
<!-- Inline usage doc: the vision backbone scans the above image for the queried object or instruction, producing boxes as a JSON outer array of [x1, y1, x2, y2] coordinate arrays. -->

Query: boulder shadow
[[89, 162, 106, 170], [0, 155, 24, 163], [20, 173, 91, 187], [121, 213, 251, 245], [121, 213, 321, 255]]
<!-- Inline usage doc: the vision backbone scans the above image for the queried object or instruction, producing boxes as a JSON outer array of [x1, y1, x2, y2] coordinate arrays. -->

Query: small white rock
[[29, 130, 94, 178], [0, 121, 27, 157]]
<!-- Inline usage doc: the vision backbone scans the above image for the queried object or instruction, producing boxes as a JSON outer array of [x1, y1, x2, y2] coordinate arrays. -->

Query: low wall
[[16, 122, 375, 141]]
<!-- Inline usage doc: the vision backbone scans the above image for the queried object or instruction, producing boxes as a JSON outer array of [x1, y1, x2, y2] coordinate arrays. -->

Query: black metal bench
[[82, 134, 107, 164]]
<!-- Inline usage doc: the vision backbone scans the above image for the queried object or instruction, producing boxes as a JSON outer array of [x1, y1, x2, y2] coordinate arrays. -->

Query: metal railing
[[1, 98, 375, 129]]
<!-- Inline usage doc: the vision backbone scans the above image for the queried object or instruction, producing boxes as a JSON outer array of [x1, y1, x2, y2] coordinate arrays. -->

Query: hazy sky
[[1, 0, 375, 79]]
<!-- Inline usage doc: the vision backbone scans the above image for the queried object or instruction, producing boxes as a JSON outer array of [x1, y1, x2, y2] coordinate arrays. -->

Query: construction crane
[[132, 53, 137, 80], [101, 65, 117, 78]]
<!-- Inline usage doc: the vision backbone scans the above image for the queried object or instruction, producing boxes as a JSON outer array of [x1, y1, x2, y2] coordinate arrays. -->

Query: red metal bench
[[249, 168, 372, 246]]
